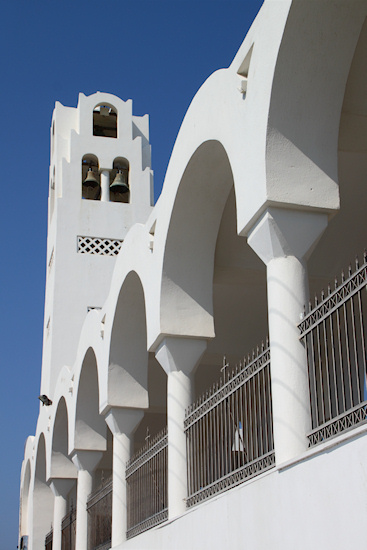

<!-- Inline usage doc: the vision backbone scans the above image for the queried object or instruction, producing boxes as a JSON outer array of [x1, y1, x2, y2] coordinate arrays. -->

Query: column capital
[[155, 337, 207, 376], [104, 407, 144, 436], [248, 207, 328, 265], [49, 478, 75, 498], [70, 450, 103, 472]]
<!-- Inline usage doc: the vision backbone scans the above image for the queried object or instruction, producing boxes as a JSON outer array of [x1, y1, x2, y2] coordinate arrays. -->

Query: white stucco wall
[[119, 428, 367, 550]]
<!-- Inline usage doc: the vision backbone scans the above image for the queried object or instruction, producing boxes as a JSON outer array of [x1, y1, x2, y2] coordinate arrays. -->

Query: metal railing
[[126, 427, 168, 539], [299, 252, 367, 446], [45, 529, 53, 550], [185, 342, 275, 508], [61, 505, 76, 550], [86, 476, 112, 550]]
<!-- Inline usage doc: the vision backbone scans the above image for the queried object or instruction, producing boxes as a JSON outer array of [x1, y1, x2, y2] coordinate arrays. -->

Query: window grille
[[77, 236, 122, 257]]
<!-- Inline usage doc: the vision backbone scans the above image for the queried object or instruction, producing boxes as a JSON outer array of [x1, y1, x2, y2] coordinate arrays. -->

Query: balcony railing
[[61, 506, 76, 550], [86, 476, 112, 550], [299, 252, 367, 446], [126, 427, 168, 539], [184, 342, 275, 508], [45, 529, 53, 550]]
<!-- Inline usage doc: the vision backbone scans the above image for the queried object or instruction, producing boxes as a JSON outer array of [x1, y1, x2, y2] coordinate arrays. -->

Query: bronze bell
[[110, 170, 129, 198], [82, 168, 100, 200]]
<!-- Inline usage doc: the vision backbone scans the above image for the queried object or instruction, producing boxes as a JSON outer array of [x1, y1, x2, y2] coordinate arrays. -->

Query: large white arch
[[107, 270, 149, 410], [72, 347, 107, 452]]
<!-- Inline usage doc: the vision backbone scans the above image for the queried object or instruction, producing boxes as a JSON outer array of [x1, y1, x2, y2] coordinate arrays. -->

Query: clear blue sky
[[0, 1, 263, 546]]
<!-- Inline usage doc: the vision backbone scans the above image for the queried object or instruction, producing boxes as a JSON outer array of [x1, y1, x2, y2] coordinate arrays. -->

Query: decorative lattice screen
[[77, 236, 122, 257]]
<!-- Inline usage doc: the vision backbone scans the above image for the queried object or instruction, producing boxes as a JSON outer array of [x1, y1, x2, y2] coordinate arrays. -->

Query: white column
[[155, 337, 206, 519], [248, 207, 328, 464], [100, 169, 110, 202], [49, 479, 74, 550], [105, 408, 144, 547], [71, 451, 102, 550]]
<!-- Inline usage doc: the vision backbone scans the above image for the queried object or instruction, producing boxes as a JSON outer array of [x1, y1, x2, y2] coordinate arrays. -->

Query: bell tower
[[42, 92, 153, 396]]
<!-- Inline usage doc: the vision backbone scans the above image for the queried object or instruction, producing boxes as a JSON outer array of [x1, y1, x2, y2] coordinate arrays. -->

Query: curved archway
[[264, 2, 365, 216], [308, 15, 367, 286], [19, 460, 31, 542], [75, 348, 106, 451], [109, 271, 149, 409], [33, 434, 54, 549], [160, 140, 239, 337], [51, 397, 77, 479], [160, 139, 267, 392]]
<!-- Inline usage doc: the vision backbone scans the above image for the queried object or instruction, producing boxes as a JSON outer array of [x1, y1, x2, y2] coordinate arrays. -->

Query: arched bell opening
[[93, 104, 117, 138], [110, 157, 130, 203], [19, 460, 31, 543], [82, 154, 101, 200], [32, 434, 54, 550]]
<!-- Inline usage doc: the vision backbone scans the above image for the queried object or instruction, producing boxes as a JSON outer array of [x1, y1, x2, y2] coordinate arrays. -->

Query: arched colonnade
[[19, 2, 367, 548]]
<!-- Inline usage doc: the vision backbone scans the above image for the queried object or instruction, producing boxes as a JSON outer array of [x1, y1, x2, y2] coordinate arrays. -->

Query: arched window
[[93, 104, 117, 138], [82, 154, 100, 200], [110, 157, 130, 203]]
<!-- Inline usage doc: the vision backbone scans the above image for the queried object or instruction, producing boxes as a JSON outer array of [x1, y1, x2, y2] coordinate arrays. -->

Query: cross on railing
[[221, 356, 229, 380]]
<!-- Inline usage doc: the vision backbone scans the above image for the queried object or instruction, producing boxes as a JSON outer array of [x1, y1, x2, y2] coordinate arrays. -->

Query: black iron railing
[[126, 428, 168, 539], [87, 477, 112, 550], [61, 506, 76, 550], [45, 529, 53, 550], [299, 252, 367, 446], [185, 342, 275, 507]]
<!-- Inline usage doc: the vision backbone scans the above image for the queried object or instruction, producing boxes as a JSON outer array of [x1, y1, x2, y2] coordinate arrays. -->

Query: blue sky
[[0, 1, 263, 546]]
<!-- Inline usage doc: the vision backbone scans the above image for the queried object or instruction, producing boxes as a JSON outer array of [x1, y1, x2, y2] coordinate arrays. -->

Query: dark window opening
[[93, 105, 117, 138]]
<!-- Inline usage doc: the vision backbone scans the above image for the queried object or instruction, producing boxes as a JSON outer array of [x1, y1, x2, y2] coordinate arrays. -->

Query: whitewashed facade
[[19, 2, 367, 549]]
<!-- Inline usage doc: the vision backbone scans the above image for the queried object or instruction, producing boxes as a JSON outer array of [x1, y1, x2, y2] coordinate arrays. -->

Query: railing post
[[71, 450, 103, 550], [248, 207, 328, 463], [104, 407, 144, 547], [155, 337, 207, 519], [49, 479, 74, 550]]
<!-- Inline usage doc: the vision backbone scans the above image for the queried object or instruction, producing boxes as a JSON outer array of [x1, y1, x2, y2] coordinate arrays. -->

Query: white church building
[[19, 1, 367, 549]]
